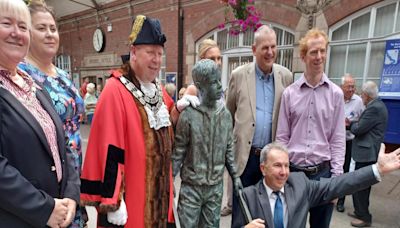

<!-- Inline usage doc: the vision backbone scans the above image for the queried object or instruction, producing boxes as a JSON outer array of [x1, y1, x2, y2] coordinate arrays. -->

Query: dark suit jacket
[[350, 98, 388, 163], [232, 166, 378, 228], [0, 87, 80, 227]]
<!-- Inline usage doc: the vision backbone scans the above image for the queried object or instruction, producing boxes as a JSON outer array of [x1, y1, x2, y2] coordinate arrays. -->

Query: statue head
[[192, 59, 222, 106]]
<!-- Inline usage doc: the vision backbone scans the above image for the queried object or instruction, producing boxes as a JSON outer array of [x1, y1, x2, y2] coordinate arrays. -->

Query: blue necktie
[[274, 191, 284, 228]]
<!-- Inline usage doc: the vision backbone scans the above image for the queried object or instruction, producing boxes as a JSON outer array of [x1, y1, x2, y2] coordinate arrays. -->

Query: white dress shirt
[[263, 179, 288, 228], [345, 94, 364, 140]]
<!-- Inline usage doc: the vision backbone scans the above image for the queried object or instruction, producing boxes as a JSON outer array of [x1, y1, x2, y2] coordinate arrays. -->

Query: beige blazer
[[226, 62, 293, 175]]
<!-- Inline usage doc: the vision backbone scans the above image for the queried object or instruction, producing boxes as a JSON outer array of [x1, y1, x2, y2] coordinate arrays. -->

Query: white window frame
[[327, 0, 400, 86], [55, 54, 71, 74]]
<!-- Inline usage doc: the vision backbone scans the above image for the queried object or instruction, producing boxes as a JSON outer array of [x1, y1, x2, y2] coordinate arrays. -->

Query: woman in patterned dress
[[18, 1, 85, 227]]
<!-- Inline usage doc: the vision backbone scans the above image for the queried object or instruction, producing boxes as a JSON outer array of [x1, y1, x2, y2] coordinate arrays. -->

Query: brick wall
[[56, 0, 383, 86]]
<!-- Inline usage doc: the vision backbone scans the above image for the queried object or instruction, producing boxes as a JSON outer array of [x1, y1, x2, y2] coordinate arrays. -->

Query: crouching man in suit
[[232, 142, 400, 228]]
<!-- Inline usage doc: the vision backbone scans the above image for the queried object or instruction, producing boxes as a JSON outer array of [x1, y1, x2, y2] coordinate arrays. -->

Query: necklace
[[119, 76, 163, 113], [118, 75, 171, 130]]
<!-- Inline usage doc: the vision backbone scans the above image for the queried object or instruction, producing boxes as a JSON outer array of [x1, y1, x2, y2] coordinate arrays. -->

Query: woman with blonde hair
[[0, 0, 79, 227], [198, 38, 222, 66]]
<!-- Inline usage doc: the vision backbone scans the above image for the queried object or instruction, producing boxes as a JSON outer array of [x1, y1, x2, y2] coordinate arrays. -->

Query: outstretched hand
[[377, 143, 400, 175]]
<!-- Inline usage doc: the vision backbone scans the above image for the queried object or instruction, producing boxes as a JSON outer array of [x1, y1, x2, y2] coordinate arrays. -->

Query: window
[[55, 54, 71, 74], [327, 0, 400, 88], [196, 23, 295, 89], [158, 54, 167, 84]]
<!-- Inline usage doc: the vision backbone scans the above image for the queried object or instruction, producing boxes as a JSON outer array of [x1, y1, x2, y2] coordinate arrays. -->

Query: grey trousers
[[178, 182, 223, 228]]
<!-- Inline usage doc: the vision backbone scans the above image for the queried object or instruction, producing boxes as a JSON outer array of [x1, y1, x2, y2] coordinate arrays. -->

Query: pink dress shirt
[[276, 74, 345, 177]]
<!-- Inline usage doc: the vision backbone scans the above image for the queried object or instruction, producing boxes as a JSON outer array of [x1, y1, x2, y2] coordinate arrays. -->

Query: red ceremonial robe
[[80, 71, 174, 227]]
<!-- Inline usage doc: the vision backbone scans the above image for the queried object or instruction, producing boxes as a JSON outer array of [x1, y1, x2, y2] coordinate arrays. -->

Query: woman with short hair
[[0, 0, 80, 227]]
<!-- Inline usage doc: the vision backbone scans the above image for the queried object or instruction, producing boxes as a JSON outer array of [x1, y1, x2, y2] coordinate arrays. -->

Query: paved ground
[[80, 124, 400, 228]]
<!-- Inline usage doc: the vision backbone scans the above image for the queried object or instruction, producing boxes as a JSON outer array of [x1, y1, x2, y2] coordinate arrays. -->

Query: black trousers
[[352, 161, 375, 223], [338, 140, 353, 205]]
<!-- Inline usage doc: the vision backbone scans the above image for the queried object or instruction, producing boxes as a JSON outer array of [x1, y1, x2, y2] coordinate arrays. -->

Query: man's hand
[[107, 197, 128, 226], [176, 95, 200, 112], [345, 118, 351, 126], [47, 198, 69, 228], [377, 143, 400, 175], [245, 218, 265, 228], [60, 198, 76, 228]]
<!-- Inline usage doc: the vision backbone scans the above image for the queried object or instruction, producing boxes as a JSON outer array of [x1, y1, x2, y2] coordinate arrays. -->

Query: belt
[[250, 147, 262, 156], [290, 161, 330, 176]]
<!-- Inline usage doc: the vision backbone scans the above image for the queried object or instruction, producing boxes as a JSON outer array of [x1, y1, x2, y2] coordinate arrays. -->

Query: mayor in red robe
[[80, 15, 175, 228]]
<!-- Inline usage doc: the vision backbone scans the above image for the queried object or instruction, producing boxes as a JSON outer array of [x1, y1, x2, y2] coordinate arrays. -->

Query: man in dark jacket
[[232, 142, 399, 228], [348, 81, 388, 227]]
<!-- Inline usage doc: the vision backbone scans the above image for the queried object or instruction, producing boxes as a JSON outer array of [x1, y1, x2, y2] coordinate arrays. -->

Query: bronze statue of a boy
[[172, 59, 241, 227]]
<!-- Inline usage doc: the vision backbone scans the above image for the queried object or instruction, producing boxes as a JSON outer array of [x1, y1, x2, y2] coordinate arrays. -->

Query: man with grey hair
[[347, 81, 388, 227], [226, 24, 293, 223], [232, 142, 400, 228], [336, 74, 364, 212]]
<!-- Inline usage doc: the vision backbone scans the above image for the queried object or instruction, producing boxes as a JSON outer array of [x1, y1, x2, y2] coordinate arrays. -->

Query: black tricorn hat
[[121, 54, 130, 64], [129, 15, 166, 47]]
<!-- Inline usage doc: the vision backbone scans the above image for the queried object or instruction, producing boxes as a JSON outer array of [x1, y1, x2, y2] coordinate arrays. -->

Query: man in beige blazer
[[226, 25, 293, 221]]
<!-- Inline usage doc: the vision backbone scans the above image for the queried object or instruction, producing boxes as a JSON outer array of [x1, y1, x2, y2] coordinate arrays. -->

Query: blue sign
[[166, 72, 176, 84], [380, 39, 400, 99]]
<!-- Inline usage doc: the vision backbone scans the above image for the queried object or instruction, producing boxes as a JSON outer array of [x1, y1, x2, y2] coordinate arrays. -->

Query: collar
[[255, 64, 274, 81], [345, 94, 357, 103], [263, 179, 284, 197], [366, 97, 378, 107], [0, 69, 42, 91], [298, 73, 329, 89]]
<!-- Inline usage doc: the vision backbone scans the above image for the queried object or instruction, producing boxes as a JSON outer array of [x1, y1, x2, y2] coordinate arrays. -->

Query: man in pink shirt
[[276, 28, 345, 228]]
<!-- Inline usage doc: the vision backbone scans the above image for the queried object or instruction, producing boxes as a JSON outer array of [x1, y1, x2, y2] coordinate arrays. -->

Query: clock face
[[93, 28, 105, 52]]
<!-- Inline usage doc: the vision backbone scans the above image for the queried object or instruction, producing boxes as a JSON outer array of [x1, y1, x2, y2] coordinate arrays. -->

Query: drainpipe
[[177, 0, 184, 90]]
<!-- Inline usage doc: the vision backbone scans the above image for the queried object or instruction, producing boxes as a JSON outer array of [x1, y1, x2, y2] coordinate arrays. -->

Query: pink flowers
[[219, 0, 262, 35], [228, 0, 237, 5]]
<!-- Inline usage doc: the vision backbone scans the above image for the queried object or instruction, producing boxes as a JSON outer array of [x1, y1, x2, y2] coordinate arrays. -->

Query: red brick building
[[54, 0, 388, 88]]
